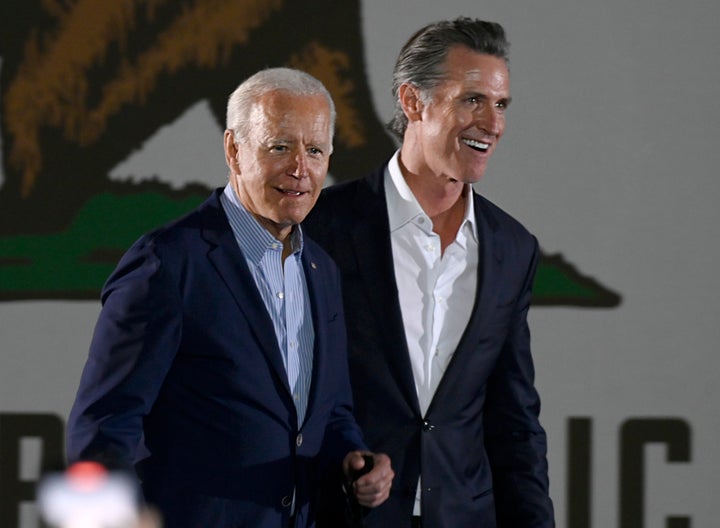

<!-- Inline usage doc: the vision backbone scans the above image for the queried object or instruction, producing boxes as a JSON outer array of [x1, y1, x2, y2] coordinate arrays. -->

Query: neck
[[397, 153, 468, 254], [281, 235, 295, 264]]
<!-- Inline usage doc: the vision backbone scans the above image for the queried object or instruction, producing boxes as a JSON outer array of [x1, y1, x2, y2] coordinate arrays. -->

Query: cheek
[[310, 159, 329, 178], [497, 119, 507, 138], [306, 190, 322, 210], [241, 172, 274, 201], [432, 110, 468, 140], [455, 112, 472, 127]]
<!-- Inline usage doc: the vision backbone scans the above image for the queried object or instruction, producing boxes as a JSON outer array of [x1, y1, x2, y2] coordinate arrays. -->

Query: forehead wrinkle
[[248, 93, 332, 150]]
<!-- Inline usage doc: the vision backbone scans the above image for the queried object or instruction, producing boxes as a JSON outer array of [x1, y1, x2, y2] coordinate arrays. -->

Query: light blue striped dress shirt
[[220, 184, 314, 427]]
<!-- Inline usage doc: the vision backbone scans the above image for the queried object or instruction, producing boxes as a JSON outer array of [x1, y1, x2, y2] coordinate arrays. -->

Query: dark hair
[[387, 17, 510, 140]]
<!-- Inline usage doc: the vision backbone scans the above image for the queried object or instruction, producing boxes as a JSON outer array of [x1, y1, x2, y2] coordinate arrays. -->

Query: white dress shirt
[[384, 151, 479, 515]]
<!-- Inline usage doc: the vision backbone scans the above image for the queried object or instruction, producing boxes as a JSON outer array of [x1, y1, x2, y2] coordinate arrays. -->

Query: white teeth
[[462, 138, 489, 151]]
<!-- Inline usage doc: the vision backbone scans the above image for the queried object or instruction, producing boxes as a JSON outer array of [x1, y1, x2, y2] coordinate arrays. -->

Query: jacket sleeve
[[66, 234, 181, 471], [483, 236, 555, 527]]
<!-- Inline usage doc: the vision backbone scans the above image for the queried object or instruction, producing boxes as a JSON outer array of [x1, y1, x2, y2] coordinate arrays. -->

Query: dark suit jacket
[[304, 164, 554, 528], [67, 189, 366, 528]]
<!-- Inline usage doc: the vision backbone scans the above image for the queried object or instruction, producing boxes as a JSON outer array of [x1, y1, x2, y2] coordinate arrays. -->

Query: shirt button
[[277, 292, 284, 299], [281, 495, 292, 508], [296, 433, 303, 447]]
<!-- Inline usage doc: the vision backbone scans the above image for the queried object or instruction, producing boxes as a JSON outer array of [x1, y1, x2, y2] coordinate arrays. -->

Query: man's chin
[[465, 165, 489, 184], [454, 172, 486, 186]]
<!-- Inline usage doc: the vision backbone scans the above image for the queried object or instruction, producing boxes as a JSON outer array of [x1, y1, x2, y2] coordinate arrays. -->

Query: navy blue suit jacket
[[67, 189, 366, 528], [304, 164, 554, 528]]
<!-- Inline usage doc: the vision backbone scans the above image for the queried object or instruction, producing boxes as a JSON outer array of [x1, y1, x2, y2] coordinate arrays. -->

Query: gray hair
[[388, 17, 510, 140], [226, 67, 336, 144]]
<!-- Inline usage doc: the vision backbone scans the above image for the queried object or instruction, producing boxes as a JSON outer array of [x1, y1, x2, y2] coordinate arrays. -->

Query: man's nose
[[290, 150, 309, 178], [475, 107, 503, 136]]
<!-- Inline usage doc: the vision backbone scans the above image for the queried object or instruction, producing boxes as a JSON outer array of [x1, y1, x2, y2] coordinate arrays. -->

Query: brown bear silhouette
[[0, 1, 622, 307], [0, 0, 395, 234]]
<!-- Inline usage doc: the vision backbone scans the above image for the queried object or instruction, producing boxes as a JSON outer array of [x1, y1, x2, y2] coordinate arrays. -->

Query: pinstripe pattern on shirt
[[220, 184, 314, 426]]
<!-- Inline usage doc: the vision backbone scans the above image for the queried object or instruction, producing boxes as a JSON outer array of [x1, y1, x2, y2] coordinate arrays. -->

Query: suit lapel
[[350, 168, 421, 414], [301, 244, 330, 422], [427, 191, 504, 411], [462, 192, 504, 345], [199, 191, 292, 397]]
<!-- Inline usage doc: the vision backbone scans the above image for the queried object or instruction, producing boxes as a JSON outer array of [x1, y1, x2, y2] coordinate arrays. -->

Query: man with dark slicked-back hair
[[306, 18, 554, 528]]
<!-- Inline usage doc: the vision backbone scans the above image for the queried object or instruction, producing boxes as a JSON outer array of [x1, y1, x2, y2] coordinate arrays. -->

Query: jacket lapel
[[462, 191, 504, 344], [350, 167, 421, 414], [199, 190, 292, 397], [301, 244, 331, 423], [428, 191, 503, 410]]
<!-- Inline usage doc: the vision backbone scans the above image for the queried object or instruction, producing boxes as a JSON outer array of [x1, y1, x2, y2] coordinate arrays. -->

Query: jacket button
[[281, 495, 292, 508], [296, 433, 303, 447], [422, 420, 435, 432]]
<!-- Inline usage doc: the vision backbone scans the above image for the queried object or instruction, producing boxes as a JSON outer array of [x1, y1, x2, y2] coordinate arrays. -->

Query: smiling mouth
[[461, 138, 490, 152], [278, 189, 307, 196]]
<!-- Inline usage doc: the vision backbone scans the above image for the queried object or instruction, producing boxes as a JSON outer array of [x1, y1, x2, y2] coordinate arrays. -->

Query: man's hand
[[342, 451, 394, 508]]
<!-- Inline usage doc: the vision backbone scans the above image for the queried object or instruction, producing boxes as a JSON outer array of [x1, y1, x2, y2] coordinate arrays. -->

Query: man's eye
[[467, 96, 479, 104], [308, 147, 323, 156], [271, 145, 288, 152]]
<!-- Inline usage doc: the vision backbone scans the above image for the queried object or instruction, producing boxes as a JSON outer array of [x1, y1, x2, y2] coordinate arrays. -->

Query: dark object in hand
[[346, 454, 374, 526], [349, 454, 374, 483]]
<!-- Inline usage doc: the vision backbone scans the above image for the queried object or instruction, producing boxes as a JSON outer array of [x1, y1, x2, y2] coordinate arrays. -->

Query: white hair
[[226, 67, 336, 144]]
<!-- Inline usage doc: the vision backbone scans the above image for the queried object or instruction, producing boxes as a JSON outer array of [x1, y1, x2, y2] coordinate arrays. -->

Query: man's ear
[[398, 83, 424, 123], [224, 129, 240, 173]]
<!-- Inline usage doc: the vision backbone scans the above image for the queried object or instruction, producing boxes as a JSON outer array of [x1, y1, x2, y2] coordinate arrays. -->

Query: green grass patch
[[0, 192, 620, 306], [0, 192, 204, 298]]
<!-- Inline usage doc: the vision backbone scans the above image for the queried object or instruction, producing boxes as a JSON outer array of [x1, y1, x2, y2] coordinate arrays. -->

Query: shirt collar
[[385, 150, 426, 232], [384, 150, 478, 242], [221, 183, 304, 266]]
